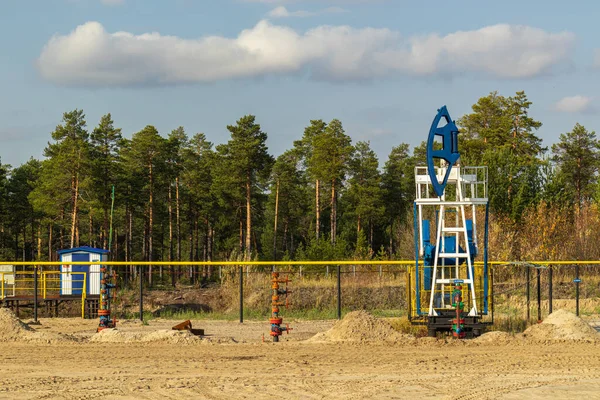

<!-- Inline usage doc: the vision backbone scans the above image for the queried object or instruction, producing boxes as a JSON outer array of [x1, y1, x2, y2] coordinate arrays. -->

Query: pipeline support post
[[33, 266, 38, 323], [337, 265, 341, 320], [139, 265, 143, 322], [526, 266, 530, 321], [575, 263, 580, 317], [537, 267, 541, 322], [549, 265, 553, 315], [239, 266, 243, 323]]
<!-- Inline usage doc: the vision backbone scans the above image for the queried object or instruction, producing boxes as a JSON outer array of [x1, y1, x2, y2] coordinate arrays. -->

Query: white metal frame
[[415, 161, 488, 317]]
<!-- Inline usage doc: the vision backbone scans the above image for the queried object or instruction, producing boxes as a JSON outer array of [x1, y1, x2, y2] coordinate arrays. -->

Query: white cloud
[[37, 20, 575, 87], [553, 95, 594, 113], [100, 0, 124, 5], [268, 5, 347, 17]]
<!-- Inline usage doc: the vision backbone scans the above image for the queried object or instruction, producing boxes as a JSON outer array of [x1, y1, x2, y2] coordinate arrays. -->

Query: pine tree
[[122, 125, 166, 283], [310, 119, 352, 244], [90, 113, 123, 249], [295, 120, 328, 241], [552, 123, 600, 208], [346, 141, 383, 251], [382, 143, 413, 255], [30, 109, 90, 248], [217, 115, 273, 260]]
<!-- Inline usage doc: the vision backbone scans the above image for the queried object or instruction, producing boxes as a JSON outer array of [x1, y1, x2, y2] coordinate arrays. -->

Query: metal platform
[[426, 310, 491, 338], [1, 295, 100, 318]]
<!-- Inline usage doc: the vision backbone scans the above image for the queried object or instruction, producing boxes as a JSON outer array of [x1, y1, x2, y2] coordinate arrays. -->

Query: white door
[[61, 254, 72, 295], [89, 253, 101, 295]]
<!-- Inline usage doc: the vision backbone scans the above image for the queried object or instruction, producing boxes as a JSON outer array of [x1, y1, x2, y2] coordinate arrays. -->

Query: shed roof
[[57, 246, 110, 255]]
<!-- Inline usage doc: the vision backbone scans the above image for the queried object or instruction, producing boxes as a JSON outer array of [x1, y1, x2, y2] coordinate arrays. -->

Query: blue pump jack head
[[426, 106, 460, 197]]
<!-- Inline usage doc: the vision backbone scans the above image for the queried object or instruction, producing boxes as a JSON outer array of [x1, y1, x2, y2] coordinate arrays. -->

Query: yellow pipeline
[[0, 260, 598, 266]]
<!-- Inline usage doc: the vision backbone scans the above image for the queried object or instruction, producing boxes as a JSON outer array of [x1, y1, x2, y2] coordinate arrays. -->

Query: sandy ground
[[1, 315, 600, 400]]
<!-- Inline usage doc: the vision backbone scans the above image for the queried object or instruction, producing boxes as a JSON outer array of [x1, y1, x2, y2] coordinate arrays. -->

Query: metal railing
[[0, 261, 596, 323], [0, 270, 88, 318]]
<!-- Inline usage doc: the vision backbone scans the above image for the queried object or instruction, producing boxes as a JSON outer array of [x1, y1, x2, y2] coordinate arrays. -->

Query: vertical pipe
[[337, 265, 341, 320], [413, 203, 420, 314], [536, 267, 541, 322], [575, 263, 580, 317], [548, 265, 553, 314], [483, 202, 489, 314], [33, 266, 38, 323], [139, 265, 143, 322], [239, 266, 244, 323]]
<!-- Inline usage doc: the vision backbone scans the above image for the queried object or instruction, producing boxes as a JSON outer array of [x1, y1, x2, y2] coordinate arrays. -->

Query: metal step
[[438, 252, 469, 258], [434, 279, 473, 284], [441, 227, 465, 233]]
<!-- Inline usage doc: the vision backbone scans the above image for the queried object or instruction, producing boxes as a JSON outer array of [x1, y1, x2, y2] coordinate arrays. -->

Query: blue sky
[[1, 0, 599, 167]]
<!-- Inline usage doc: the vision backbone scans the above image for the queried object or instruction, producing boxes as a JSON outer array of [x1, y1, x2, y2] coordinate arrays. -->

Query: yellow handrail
[[81, 272, 87, 319]]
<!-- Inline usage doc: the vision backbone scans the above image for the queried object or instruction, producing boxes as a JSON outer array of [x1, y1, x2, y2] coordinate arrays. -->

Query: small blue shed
[[58, 246, 109, 296]]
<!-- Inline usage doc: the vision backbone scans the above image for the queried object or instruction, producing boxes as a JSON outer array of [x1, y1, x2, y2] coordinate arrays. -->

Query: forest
[[1, 90, 599, 284]]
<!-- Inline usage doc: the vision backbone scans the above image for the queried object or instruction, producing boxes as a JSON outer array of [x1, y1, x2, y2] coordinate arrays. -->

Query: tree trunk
[[58, 208, 65, 250], [37, 224, 42, 261], [245, 174, 252, 261], [357, 215, 361, 235], [89, 209, 93, 247], [75, 223, 80, 247], [208, 225, 213, 261], [70, 172, 79, 248], [273, 180, 279, 261], [283, 220, 288, 254], [48, 223, 53, 261], [202, 218, 207, 262], [239, 218, 244, 255], [315, 179, 320, 240], [331, 179, 336, 244]]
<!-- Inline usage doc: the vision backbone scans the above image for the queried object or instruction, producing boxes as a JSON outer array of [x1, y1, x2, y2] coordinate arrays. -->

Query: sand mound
[[0, 308, 76, 343], [523, 309, 600, 342], [140, 330, 202, 344], [90, 328, 140, 343], [90, 328, 232, 345], [0, 308, 33, 340], [473, 331, 515, 344], [308, 310, 414, 343]]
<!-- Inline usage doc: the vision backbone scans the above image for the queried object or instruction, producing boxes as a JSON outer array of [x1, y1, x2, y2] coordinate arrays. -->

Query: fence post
[[536, 267, 541, 322], [526, 266, 530, 321], [139, 265, 143, 322], [548, 265, 553, 315], [337, 265, 341, 320], [33, 266, 38, 323], [575, 263, 580, 317], [239, 265, 244, 323]]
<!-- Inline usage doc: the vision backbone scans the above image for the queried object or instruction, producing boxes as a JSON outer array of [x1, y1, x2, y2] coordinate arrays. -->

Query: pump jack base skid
[[427, 311, 489, 338]]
